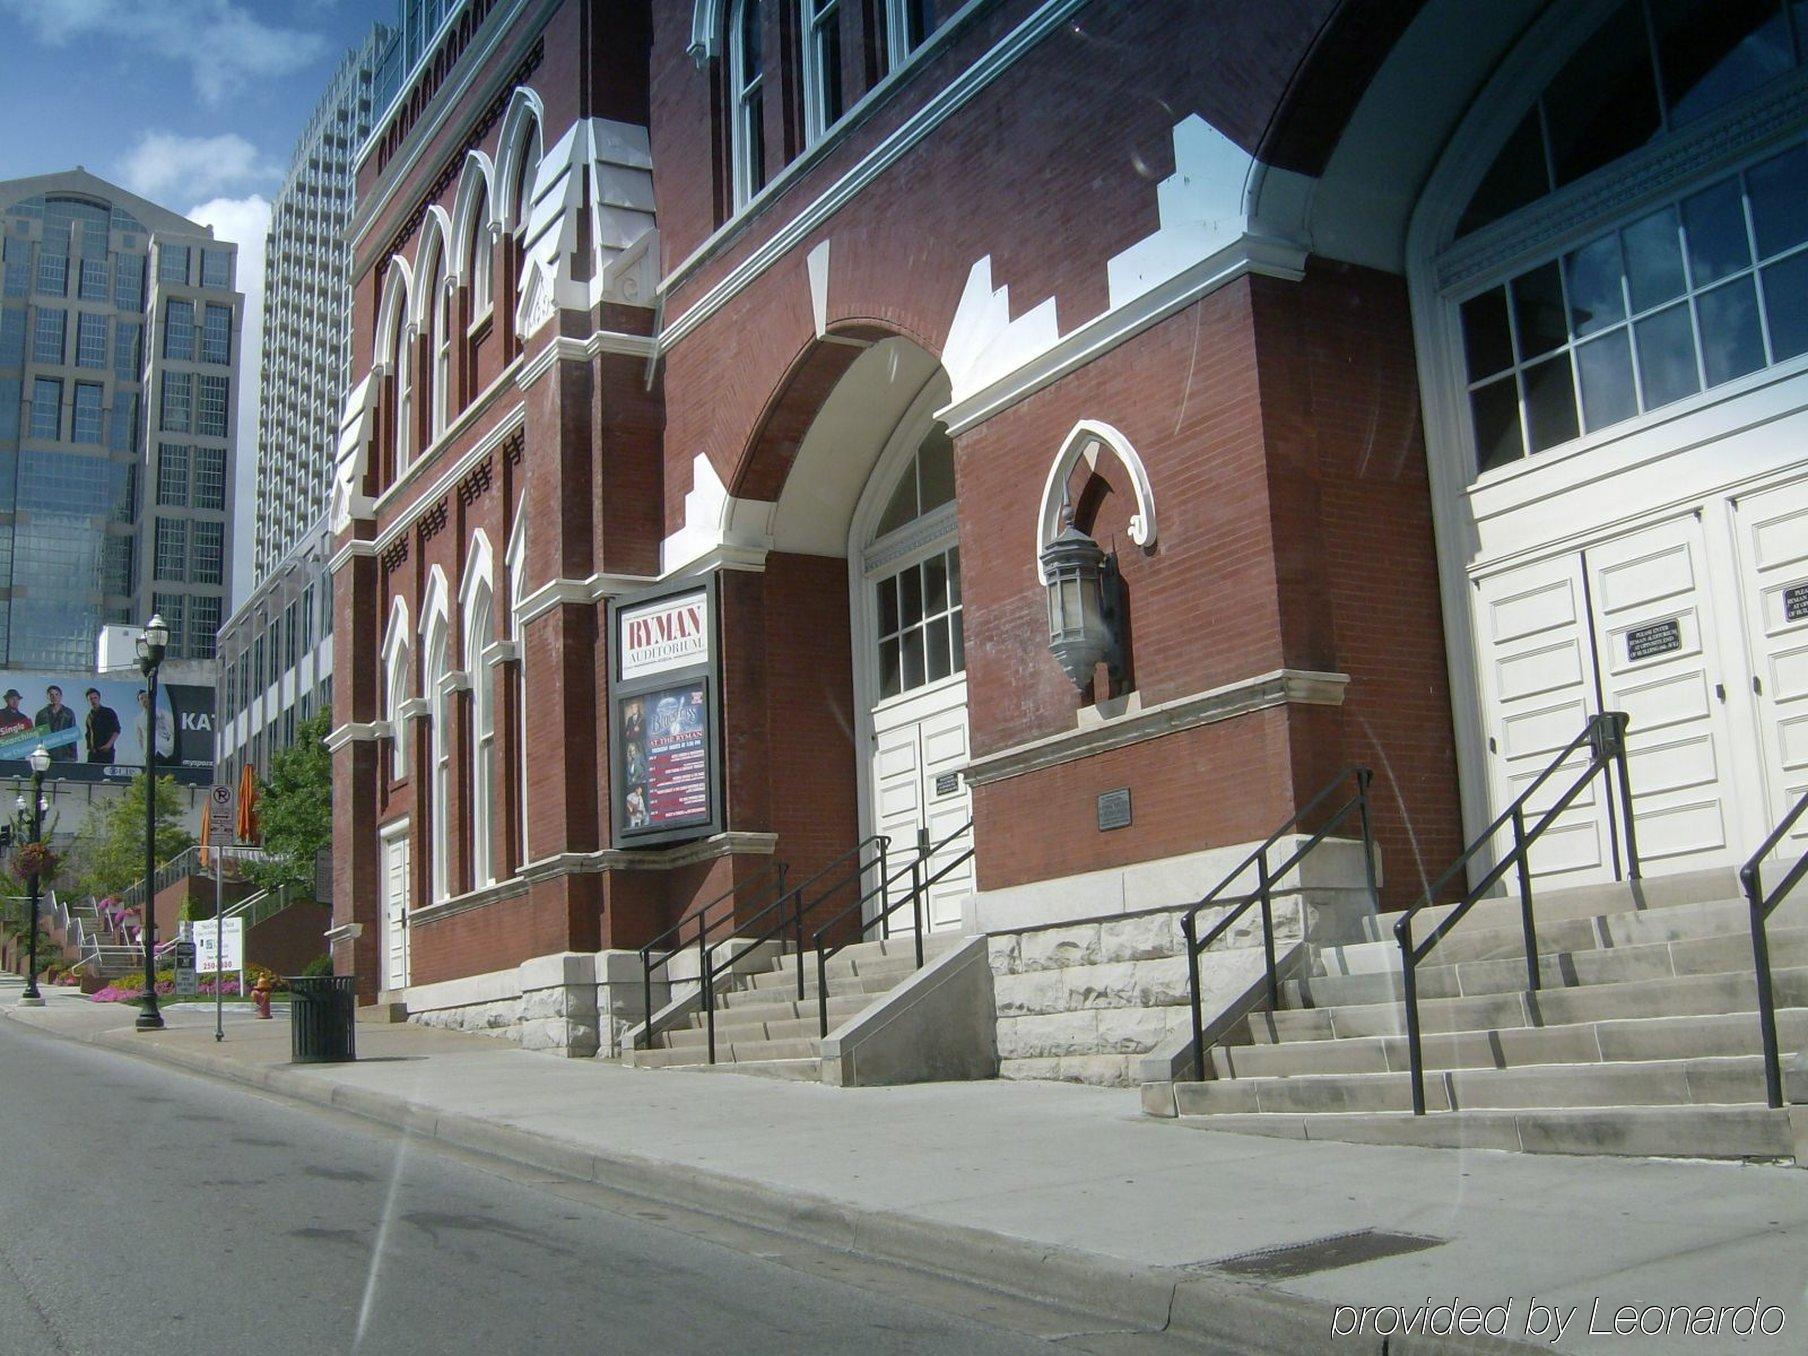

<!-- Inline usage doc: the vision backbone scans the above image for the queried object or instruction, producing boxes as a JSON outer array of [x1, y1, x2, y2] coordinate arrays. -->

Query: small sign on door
[[1785, 582, 1808, 624], [1626, 618, 1682, 662], [1097, 787, 1132, 832]]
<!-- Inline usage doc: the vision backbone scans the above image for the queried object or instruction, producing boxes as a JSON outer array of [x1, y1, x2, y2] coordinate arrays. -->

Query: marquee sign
[[607, 575, 723, 847]]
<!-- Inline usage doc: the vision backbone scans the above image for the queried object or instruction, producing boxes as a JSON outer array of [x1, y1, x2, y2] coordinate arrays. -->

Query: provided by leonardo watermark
[[1330, 1297, 1788, 1344]]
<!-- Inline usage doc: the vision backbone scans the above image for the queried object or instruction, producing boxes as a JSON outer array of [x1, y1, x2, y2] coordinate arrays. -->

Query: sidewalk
[[3, 973, 1803, 1354]]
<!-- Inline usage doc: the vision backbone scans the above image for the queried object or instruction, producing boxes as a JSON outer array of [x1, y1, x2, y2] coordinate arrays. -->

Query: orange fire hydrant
[[250, 976, 273, 1019]]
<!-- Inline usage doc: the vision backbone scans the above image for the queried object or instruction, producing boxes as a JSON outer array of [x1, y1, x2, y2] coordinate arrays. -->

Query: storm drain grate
[[1207, 1229, 1446, 1280]]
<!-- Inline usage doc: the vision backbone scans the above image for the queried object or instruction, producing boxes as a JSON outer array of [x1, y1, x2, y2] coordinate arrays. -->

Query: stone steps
[[1212, 1008, 1808, 1078], [1177, 1055, 1770, 1115], [635, 931, 951, 1078], [1165, 867, 1807, 1161]]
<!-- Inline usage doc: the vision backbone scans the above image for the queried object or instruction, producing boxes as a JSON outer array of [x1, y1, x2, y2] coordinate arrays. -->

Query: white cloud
[[0, 0, 329, 105], [117, 132, 273, 204], [188, 194, 272, 610]]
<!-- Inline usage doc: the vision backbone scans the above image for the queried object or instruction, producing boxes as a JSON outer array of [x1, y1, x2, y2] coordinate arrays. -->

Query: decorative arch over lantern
[[1034, 420, 1156, 585]]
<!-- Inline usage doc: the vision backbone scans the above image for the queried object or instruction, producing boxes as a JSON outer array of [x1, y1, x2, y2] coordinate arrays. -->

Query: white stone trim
[[328, 539, 378, 572], [1034, 420, 1156, 583], [324, 720, 388, 752], [324, 921, 364, 943], [657, 0, 1082, 349], [516, 829, 778, 882], [962, 669, 1349, 787], [516, 328, 657, 390], [397, 696, 430, 722], [514, 571, 658, 628]]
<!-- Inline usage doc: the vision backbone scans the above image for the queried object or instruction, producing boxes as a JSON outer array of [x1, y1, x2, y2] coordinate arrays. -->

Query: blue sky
[[0, 0, 392, 602]]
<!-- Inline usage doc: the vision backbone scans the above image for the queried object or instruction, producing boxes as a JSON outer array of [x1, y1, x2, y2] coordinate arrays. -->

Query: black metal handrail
[[1394, 711, 1638, 1115], [693, 835, 890, 1063], [639, 856, 789, 1052], [813, 820, 974, 1039], [1742, 787, 1808, 1109], [1181, 768, 1379, 1082]]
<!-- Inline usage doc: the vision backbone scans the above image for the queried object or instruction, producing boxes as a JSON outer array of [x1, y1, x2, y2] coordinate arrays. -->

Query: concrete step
[[1253, 965, 1808, 1042], [743, 958, 919, 992], [355, 1001, 408, 1024], [765, 933, 963, 975], [1287, 929, 1806, 1008], [1392, 866, 1741, 939], [710, 991, 874, 1022], [1325, 890, 1804, 972], [1176, 1104, 1794, 1160], [1175, 1055, 1770, 1116], [660, 1058, 823, 1081], [633, 1035, 822, 1068], [660, 1012, 827, 1049], [1212, 1008, 1808, 1079]]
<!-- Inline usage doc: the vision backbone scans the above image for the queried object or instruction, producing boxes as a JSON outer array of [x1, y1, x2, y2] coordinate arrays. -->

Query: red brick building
[[328, 0, 1808, 1080]]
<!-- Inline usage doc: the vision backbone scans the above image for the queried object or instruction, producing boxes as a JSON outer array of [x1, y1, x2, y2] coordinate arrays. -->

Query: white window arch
[[506, 517, 528, 868], [728, 0, 766, 208], [799, 0, 843, 144], [381, 597, 411, 779], [376, 260, 413, 477], [865, 425, 963, 702], [421, 236, 451, 441], [460, 532, 496, 890], [469, 181, 493, 327], [421, 568, 451, 904]]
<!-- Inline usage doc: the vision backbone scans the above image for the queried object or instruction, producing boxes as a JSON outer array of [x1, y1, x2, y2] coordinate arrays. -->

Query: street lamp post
[[135, 614, 169, 1032], [17, 744, 51, 1007]]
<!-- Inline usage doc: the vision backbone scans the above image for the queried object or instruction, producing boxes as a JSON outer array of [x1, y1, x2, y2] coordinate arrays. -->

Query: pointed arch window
[[427, 246, 451, 439], [463, 568, 495, 890], [884, 0, 932, 71], [469, 182, 492, 328], [424, 610, 451, 904], [729, 0, 767, 208]]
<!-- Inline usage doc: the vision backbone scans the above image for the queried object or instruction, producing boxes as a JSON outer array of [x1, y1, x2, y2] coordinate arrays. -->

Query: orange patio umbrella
[[235, 762, 260, 845]]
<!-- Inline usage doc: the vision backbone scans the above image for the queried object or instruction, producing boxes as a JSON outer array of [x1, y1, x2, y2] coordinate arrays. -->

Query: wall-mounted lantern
[[1040, 509, 1125, 696]]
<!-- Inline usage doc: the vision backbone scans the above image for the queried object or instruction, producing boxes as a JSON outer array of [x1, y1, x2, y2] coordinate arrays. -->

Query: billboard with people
[[0, 671, 213, 785]]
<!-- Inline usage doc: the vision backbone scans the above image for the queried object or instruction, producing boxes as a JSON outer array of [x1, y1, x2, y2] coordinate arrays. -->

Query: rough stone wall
[[989, 900, 1301, 1087]]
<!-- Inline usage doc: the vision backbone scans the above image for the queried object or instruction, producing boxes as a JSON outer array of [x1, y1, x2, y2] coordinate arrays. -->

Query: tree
[[74, 773, 195, 899], [247, 711, 333, 895]]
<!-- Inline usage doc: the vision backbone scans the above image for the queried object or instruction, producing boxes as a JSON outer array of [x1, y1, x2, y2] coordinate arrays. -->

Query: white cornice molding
[[962, 669, 1349, 787], [516, 830, 779, 884], [398, 696, 430, 721], [329, 539, 379, 573], [325, 720, 388, 752], [515, 572, 658, 628], [940, 233, 1306, 437], [657, 0, 1084, 351], [324, 921, 365, 943], [516, 328, 657, 390], [481, 639, 519, 666]]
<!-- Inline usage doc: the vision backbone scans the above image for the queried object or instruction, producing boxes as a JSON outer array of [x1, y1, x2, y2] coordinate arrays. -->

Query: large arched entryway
[[759, 334, 973, 931]]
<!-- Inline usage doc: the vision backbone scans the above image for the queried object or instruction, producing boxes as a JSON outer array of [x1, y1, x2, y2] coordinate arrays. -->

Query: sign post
[[207, 784, 234, 1042]]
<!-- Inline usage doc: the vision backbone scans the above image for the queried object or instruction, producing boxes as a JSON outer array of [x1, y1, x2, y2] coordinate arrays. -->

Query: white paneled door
[[1732, 480, 1808, 861], [1475, 508, 1753, 884], [870, 678, 973, 933], [382, 826, 411, 993]]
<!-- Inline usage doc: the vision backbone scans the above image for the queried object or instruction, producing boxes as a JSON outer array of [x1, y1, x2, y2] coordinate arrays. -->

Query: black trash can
[[289, 975, 357, 1064]]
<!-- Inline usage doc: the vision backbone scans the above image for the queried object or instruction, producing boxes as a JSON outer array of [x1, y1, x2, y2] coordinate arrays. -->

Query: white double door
[[1473, 482, 1808, 886], [381, 824, 411, 993], [870, 680, 973, 934]]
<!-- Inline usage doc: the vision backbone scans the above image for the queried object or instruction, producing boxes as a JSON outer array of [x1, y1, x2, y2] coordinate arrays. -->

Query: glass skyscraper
[[0, 170, 242, 668]]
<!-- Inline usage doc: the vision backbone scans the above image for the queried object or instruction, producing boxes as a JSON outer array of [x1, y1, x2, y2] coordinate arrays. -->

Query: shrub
[[301, 952, 333, 978]]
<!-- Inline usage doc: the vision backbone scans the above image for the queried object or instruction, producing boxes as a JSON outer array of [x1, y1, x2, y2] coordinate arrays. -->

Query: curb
[[5, 1007, 1538, 1355]]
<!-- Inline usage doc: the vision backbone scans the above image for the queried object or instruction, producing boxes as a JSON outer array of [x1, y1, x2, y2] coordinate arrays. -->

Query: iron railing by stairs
[[1393, 711, 1639, 1115], [1182, 768, 1380, 1083], [1742, 786, 1808, 1109]]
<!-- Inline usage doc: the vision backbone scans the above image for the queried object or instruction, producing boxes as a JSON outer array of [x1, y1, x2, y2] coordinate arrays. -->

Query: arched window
[[729, 0, 767, 207], [800, 0, 843, 144], [1445, 0, 1808, 480], [424, 239, 451, 440], [461, 537, 495, 890], [382, 600, 411, 780], [867, 427, 962, 700], [506, 519, 528, 869], [423, 599, 451, 904], [469, 182, 492, 326], [378, 266, 414, 478]]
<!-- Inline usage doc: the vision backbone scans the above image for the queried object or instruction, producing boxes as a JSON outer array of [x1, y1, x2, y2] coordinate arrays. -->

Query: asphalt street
[[0, 1015, 1159, 1355]]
